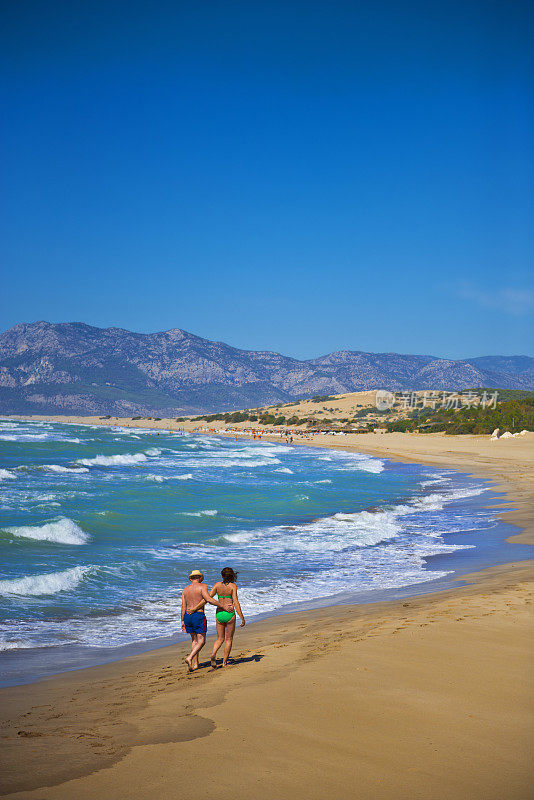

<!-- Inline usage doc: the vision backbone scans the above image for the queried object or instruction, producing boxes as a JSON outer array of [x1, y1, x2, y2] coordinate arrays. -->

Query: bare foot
[[210, 656, 217, 668], [184, 658, 195, 673]]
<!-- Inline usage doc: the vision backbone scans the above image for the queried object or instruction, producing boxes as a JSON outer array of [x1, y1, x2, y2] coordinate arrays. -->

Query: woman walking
[[209, 567, 245, 667]]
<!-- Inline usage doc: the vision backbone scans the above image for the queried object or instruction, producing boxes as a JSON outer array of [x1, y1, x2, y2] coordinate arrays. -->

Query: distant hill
[[0, 321, 532, 415]]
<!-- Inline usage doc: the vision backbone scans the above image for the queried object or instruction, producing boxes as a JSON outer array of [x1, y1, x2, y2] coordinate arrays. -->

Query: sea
[[0, 418, 529, 686]]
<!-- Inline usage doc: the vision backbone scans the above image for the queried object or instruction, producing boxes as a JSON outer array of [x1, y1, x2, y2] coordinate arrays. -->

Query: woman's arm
[[201, 584, 230, 609], [190, 584, 229, 613], [210, 583, 232, 611], [232, 584, 246, 627]]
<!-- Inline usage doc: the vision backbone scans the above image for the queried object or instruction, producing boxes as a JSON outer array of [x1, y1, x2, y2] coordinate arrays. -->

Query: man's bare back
[[182, 581, 208, 613]]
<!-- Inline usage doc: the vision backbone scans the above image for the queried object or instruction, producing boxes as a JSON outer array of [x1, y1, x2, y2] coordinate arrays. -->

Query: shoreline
[[0, 470, 530, 690], [0, 416, 533, 798], [1, 563, 532, 799]]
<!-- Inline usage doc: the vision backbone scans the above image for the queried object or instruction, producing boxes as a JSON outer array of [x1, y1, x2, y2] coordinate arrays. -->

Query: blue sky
[[1, 0, 533, 359]]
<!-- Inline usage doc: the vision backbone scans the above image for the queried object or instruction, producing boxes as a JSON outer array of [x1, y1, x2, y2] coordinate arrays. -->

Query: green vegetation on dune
[[387, 395, 534, 435], [192, 410, 290, 426], [469, 388, 534, 403], [190, 390, 534, 435]]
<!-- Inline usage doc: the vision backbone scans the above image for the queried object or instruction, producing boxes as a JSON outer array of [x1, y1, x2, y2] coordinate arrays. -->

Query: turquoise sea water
[[0, 419, 519, 682]]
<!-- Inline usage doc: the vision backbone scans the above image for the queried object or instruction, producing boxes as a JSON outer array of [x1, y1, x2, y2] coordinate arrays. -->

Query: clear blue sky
[[1, 0, 533, 359]]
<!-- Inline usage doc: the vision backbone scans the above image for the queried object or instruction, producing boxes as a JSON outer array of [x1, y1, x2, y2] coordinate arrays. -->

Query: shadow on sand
[[201, 653, 265, 669]]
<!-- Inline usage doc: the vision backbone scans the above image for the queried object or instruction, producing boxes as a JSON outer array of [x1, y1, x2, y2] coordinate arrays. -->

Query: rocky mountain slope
[[0, 321, 532, 415]]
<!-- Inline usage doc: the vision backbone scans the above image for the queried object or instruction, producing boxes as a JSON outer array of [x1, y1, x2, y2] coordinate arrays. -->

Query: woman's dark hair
[[221, 566, 238, 583]]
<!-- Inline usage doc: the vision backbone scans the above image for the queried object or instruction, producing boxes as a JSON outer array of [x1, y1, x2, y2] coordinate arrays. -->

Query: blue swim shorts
[[183, 611, 207, 635]]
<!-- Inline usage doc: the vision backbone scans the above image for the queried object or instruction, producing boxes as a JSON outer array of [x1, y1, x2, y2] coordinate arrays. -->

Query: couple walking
[[181, 566, 245, 672]]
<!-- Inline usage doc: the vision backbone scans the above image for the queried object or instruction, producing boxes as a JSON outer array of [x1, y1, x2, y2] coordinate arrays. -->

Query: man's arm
[[190, 585, 231, 613], [180, 590, 186, 633]]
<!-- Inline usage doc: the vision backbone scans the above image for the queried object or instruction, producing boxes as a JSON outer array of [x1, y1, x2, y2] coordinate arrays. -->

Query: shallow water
[[0, 419, 524, 684]]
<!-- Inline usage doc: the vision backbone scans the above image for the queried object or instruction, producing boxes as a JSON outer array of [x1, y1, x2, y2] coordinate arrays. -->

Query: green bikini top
[[218, 594, 232, 599]]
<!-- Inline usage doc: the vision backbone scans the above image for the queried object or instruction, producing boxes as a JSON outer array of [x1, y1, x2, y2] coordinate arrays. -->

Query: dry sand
[[1, 417, 533, 799]]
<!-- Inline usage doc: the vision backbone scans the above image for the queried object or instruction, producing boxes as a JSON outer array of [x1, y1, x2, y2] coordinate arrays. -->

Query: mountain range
[[0, 321, 532, 416]]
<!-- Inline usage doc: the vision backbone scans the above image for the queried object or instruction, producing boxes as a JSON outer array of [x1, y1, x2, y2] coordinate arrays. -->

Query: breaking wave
[[44, 464, 90, 474], [0, 566, 91, 597], [181, 509, 218, 517], [3, 518, 90, 545], [0, 469, 16, 481], [77, 451, 151, 467]]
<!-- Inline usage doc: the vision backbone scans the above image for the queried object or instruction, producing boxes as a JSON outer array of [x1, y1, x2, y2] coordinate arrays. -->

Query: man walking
[[181, 569, 230, 672]]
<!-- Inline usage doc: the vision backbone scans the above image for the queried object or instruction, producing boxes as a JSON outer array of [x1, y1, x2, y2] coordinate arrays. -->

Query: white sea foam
[[0, 433, 49, 441], [77, 452, 148, 467], [181, 509, 218, 517], [239, 445, 289, 456], [145, 448, 162, 457], [3, 518, 90, 545], [420, 472, 452, 487], [178, 455, 281, 468], [0, 638, 35, 652], [111, 427, 148, 435], [0, 468, 16, 481], [222, 507, 402, 551], [44, 464, 90, 474], [220, 484, 487, 556], [318, 450, 385, 473], [0, 566, 91, 597], [175, 473, 193, 480], [223, 530, 256, 543], [355, 459, 384, 473], [275, 467, 294, 474], [175, 443, 287, 470], [146, 474, 164, 482], [335, 455, 384, 473], [407, 486, 486, 514], [315, 479, 332, 484]]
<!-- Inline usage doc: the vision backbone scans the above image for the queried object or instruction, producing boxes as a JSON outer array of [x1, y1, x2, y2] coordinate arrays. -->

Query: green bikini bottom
[[216, 594, 236, 624], [216, 609, 236, 623]]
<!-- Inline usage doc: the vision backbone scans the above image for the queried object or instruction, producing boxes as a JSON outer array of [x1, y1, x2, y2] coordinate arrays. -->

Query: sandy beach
[[4, 0, 533, 796], [1, 417, 533, 799]]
